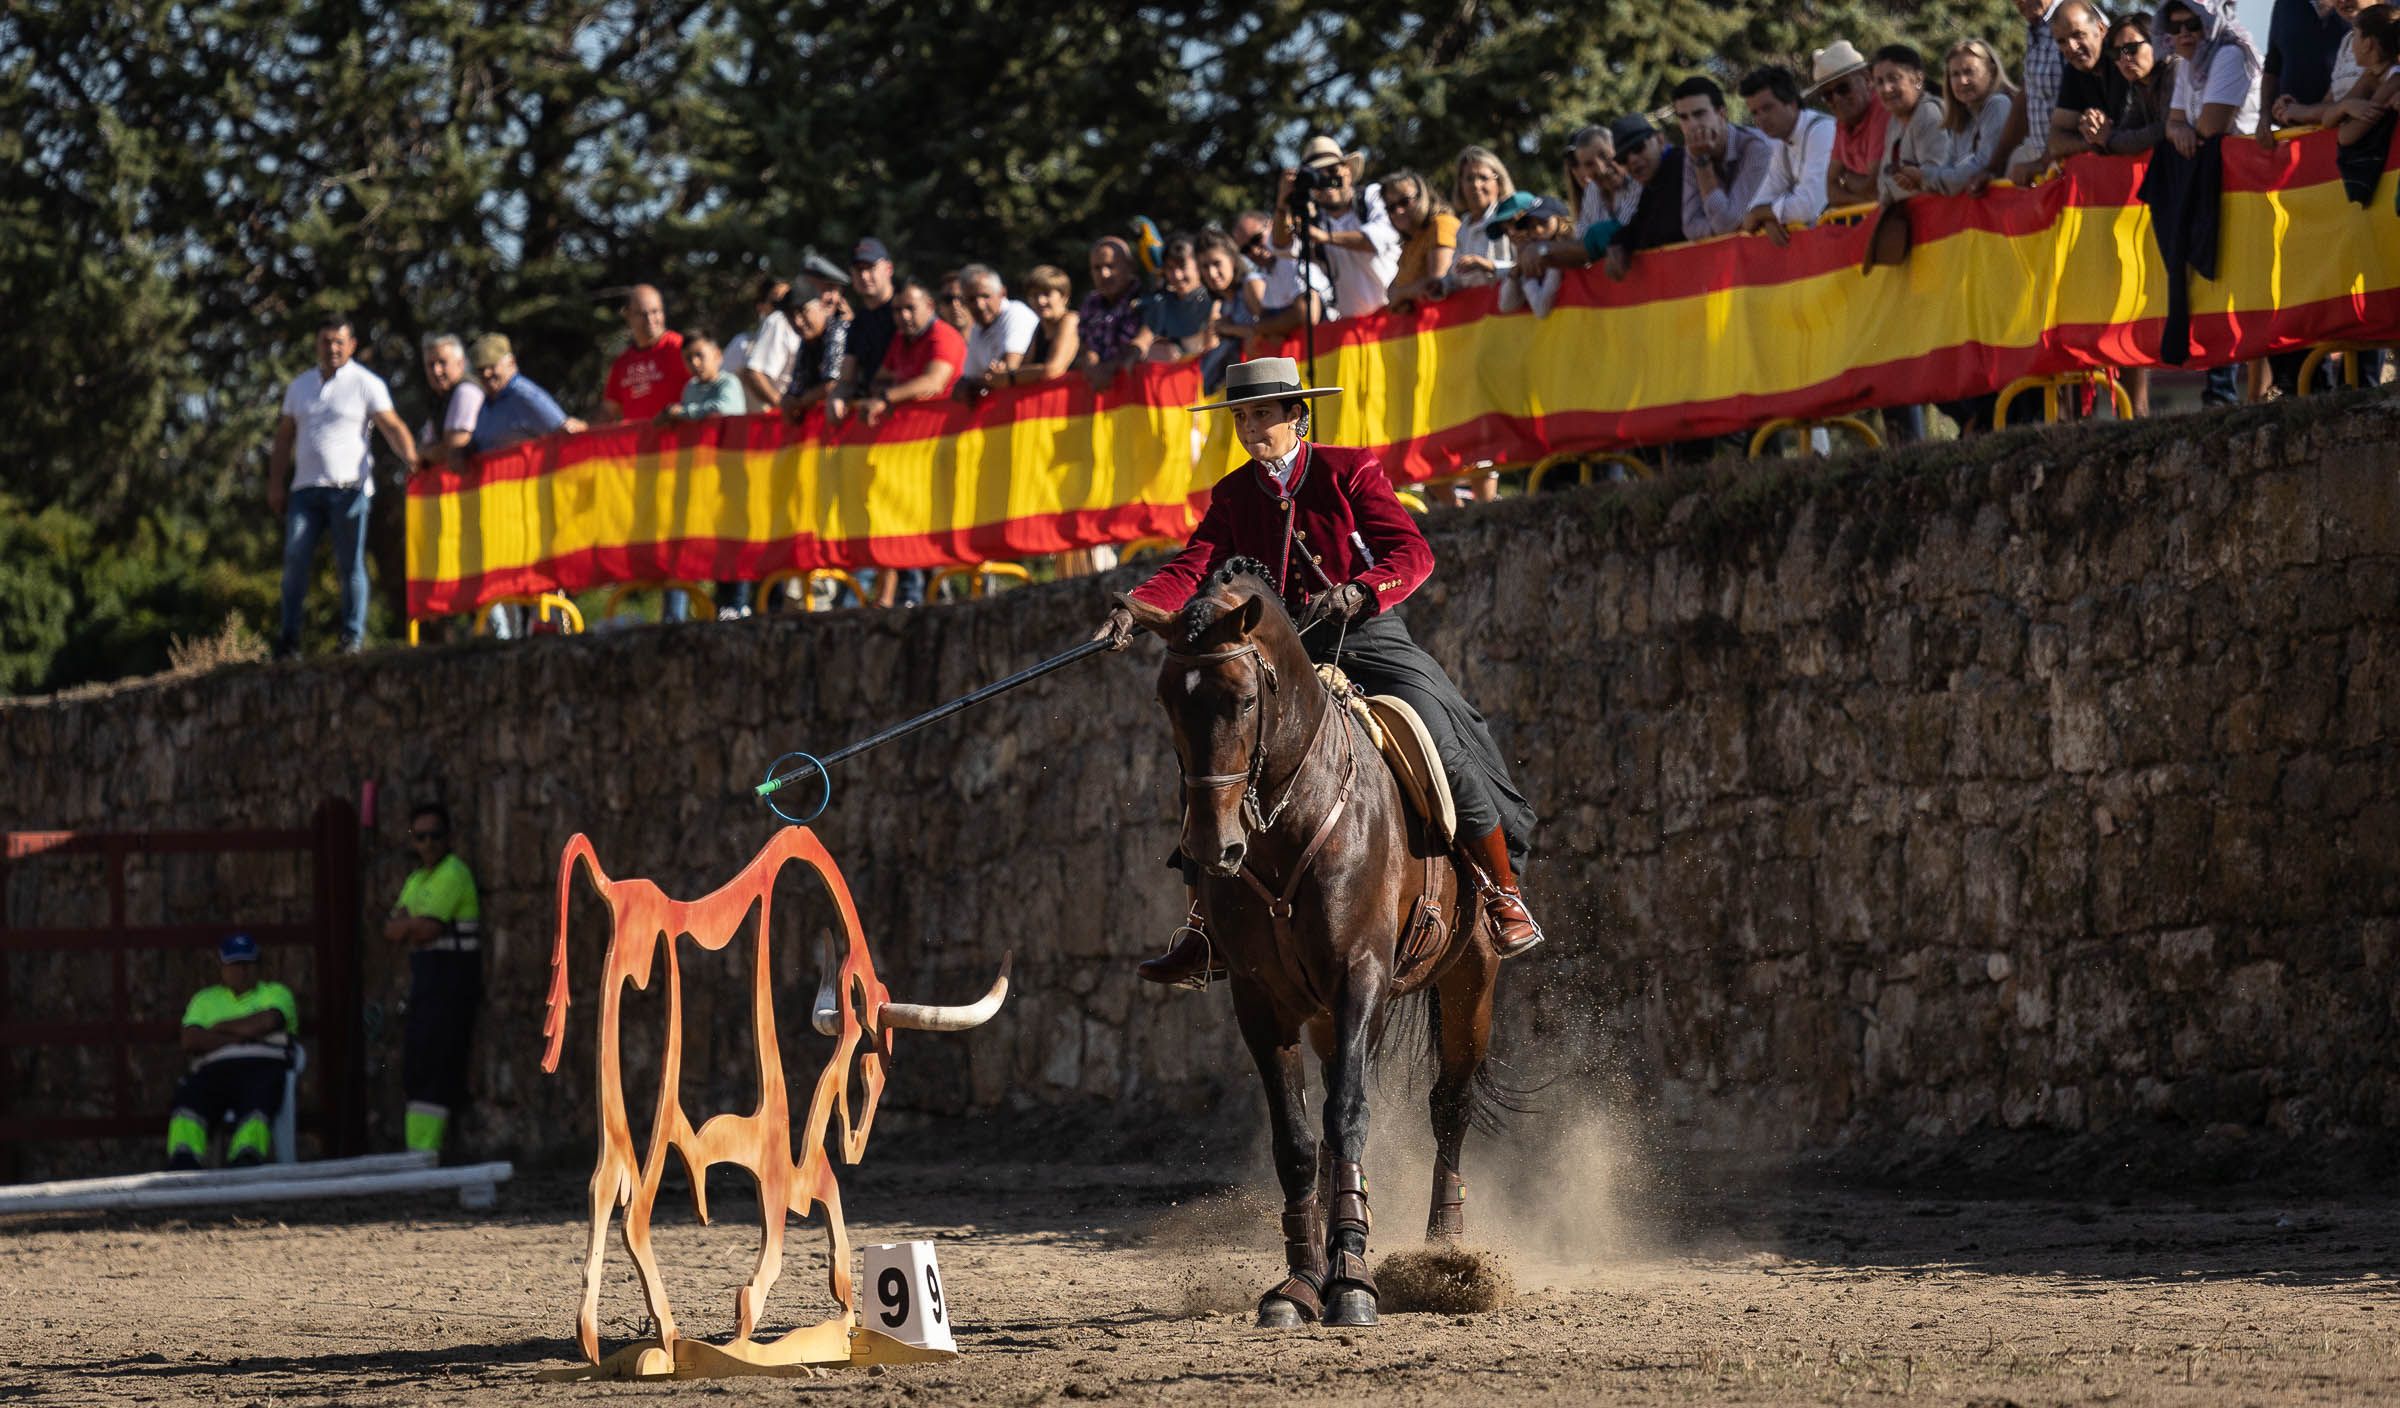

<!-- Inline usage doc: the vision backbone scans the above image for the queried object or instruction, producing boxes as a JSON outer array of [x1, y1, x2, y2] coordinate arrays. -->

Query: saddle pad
[[1360, 695, 1457, 846]]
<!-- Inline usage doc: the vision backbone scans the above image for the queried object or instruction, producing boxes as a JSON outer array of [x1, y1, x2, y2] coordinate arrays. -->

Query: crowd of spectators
[[269, 1, 2400, 650]]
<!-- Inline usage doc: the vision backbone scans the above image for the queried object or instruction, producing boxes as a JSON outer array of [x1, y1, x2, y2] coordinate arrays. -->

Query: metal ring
[[762, 752, 832, 826]]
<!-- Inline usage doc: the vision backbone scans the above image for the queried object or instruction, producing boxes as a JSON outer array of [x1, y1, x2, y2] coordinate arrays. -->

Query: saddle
[[1318, 666, 1460, 983], [1316, 665, 1456, 845]]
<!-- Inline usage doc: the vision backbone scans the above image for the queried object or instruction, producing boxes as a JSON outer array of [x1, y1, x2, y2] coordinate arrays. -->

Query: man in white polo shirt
[[268, 316, 416, 658]]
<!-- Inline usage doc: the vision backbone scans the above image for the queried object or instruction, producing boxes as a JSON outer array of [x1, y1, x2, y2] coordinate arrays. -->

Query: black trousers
[[171, 1056, 286, 1127], [1309, 612, 1536, 868], [403, 950, 483, 1113]]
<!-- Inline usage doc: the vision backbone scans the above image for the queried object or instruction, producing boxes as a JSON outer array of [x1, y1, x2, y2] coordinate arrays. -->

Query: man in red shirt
[[855, 280, 964, 429], [598, 284, 689, 422]]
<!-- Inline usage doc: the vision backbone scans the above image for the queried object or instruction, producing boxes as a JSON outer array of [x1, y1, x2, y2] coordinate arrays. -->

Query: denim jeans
[[280, 485, 371, 650]]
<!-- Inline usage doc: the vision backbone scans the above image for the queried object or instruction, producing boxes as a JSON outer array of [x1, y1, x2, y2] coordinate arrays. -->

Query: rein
[[1165, 635, 1358, 1006]]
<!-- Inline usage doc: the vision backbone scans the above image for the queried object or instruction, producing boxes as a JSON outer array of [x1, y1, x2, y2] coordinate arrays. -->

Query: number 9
[[924, 1263, 945, 1325], [877, 1265, 911, 1328]]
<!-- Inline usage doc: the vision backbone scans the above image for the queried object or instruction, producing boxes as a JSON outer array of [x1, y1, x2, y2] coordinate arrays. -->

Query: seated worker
[[165, 932, 298, 1169]]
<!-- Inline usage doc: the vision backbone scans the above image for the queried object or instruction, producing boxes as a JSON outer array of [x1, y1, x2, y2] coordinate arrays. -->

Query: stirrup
[[1479, 882, 1547, 959], [1137, 913, 1224, 992]]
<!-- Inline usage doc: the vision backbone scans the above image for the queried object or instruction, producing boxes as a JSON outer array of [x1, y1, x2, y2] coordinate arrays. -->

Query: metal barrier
[[598, 582, 711, 623], [412, 593, 585, 644], [1527, 452, 1654, 493], [0, 799, 366, 1178], [1746, 416, 1884, 459], [757, 568, 871, 611], [1993, 370, 2135, 424], [1119, 537, 1183, 563], [927, 562, 1033, 600], [2297, 342, 2395, 394]]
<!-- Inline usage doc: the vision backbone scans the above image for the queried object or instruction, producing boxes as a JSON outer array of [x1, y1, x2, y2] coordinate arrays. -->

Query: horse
[[1119, 556, 1506, 1328]]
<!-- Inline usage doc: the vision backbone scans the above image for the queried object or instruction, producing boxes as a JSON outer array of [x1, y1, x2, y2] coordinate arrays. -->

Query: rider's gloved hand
[[1094, 604, 1137, 651], [1297, 582, 1368, 633]]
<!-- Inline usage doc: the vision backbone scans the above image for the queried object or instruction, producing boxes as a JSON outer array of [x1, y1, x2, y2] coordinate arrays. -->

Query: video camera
[[1285, 162, 1345, 216]]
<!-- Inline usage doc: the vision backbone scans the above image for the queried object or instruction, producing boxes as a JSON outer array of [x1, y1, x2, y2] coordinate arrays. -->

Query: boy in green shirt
[[166, 932, 298, 1168], [384, 801, 483, 1154]]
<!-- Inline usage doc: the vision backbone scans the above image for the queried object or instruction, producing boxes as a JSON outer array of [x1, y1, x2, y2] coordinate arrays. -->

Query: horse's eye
[[1238, 695, 1258, 713]]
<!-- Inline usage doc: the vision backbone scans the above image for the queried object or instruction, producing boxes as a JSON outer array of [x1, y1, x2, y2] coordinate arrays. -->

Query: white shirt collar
[[1262, 441, 1304, 491]]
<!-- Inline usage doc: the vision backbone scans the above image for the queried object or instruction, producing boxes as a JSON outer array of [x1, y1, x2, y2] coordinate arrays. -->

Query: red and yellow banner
[[409, 132, 2400, 618]]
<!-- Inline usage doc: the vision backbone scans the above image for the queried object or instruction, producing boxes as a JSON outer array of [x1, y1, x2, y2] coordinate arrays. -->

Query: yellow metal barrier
[[927, 562, 1034, 600], [2297, 341, 2393, 394], [472, 593, 585, 636], [1119, 536, 1184, 562], [1397, 489, 1431, 514], [758, 568, 873, 610], [1527, 452, 1654, 493], [599, 580, 714, 622], [1992, 370, 2134, 424], [1746, 416, 1883, 460]]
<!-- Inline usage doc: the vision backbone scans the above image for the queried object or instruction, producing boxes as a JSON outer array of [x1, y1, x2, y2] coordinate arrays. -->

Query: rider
[[1096, 355, 1544, 988]]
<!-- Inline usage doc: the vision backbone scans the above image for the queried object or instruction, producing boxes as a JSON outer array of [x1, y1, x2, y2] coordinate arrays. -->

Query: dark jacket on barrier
[[2138, 134, 2225, 365]]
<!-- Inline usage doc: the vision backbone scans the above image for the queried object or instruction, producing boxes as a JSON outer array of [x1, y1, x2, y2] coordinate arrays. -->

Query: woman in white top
[[2159, 0, 2262, 154], [1871, 44, 1951, 203], [1913, 38, 2020, 196], [1447, 145, 1517, 287]]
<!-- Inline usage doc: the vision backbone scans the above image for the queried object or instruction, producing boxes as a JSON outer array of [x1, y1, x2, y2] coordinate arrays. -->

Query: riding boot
[[1136, 887, 1225, 990], [1467, 826, 1546, 958]]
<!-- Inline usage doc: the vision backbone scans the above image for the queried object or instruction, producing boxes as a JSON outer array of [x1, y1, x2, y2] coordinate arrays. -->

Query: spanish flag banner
[[408, 132, 2400, 619]]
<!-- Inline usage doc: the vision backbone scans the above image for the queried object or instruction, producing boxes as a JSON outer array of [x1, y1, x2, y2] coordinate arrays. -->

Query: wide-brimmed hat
[[1299, 134, 1367, 182], [1803, 40, 1870, 98], [1187, 356, 1343, 413]]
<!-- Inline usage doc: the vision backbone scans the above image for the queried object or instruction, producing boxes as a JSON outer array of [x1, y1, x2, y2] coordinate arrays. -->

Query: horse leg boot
[[1323, 1160, 1379, 1326], [1137, 884, 1226, 990], [1467, 826, 1547, 958]]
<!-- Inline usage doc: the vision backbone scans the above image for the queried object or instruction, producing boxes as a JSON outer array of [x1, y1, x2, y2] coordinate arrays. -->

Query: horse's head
[[1122, 557, 1312, 876]]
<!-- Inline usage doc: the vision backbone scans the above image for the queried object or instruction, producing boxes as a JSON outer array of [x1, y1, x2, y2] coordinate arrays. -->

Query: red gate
[[0, 798, 363, 1178]]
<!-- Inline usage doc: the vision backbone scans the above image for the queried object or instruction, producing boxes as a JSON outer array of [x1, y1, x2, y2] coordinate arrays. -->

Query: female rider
[[1095, 356, 1543, 988]]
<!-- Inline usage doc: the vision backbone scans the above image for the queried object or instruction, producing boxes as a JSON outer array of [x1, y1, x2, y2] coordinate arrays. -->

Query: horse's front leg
[[1320, 960, 1388, 1327], [1232, 980, 1324, 1327]]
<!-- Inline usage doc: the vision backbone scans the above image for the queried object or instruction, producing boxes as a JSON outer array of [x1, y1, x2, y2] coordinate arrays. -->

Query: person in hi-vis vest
[[383, 802, 483, 1154], [167, 932, 298, 1168]]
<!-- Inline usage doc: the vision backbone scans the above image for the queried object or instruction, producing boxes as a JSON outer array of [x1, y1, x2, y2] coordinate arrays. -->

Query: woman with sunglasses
[[2159, 0, 2264, 156], [2080, 15, 2179, 154]]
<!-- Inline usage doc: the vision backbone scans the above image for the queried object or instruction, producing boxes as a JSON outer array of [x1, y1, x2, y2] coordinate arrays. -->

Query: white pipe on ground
[[0, 1160, 512, 1216], [0, 1151, 436, 1206]]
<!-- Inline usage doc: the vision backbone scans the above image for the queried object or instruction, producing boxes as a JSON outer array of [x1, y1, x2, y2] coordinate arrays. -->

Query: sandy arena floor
[[3, 1154, 2397, 1407]]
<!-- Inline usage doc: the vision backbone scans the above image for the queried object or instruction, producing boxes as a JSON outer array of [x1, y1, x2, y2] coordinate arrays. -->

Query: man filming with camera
[[1270, 135, 1402, 322]]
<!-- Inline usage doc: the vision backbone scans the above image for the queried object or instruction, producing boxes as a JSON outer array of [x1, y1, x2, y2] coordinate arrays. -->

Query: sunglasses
[[2161, 14, 2201, 34], [2107, 39, 2149, 60]]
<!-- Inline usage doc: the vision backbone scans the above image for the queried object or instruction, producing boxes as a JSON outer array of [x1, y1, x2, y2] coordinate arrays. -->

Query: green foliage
[[0, 0, 2022, 693]]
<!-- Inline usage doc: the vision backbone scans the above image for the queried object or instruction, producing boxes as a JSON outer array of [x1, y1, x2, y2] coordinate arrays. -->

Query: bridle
[[1164, 632, 1358, 1006]]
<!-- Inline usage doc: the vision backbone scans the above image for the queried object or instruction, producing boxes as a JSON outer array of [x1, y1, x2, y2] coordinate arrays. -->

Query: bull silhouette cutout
[[542, 826, 1009, 1376]]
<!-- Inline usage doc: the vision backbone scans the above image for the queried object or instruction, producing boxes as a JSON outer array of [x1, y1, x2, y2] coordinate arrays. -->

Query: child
[[659, 335, 745, 421]]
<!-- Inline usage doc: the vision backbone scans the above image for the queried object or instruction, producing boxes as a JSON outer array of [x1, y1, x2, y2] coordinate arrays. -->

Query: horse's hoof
[[1322, 1287, 1378, 1327], [1256, 1297, 1309, 1329]]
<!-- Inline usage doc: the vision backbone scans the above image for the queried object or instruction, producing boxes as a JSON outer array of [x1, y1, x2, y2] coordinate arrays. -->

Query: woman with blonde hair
[[1382, 170, 1460, 308], [1913, 37, 2020, 195], [1448, 145, 1517, 287]]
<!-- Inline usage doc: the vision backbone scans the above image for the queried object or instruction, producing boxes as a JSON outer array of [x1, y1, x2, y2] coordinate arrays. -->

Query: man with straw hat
[[1095, 357, 1545, 988]]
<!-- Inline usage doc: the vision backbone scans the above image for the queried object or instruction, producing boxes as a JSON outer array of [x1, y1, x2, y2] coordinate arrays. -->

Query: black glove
[[1297, 582, 1367, 633], [1093, 604, 1137, 651]]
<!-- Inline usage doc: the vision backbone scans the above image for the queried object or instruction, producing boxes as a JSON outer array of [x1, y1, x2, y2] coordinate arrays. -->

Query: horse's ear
[[1234, 592, 1266, 638], [1115, 593, 1178, 638]]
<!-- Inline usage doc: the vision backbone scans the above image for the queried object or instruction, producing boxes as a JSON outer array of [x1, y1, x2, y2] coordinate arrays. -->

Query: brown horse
[[1121, 557, 1505, 1328]]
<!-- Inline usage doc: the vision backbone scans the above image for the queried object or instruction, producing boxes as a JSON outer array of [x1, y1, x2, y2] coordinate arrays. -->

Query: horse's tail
[[1373, 974, 1543, 1136], [543, 834, 604, 1074]]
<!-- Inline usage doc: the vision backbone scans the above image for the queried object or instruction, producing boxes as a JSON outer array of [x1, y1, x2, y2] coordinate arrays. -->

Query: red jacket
[[1129, 441, 1433, 616]]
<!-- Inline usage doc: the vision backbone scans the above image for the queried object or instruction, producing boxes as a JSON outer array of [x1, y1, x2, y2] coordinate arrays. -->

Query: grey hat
[[1187, 357, 1344, 413]]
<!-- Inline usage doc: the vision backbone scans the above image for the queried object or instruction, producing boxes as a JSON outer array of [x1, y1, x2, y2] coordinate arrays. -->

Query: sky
[[2233, 0, 2275, 38]]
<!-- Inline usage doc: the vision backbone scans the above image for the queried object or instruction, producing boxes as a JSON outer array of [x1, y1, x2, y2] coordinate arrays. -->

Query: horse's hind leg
[[1320, 965, 1390, 1328], [1426, 937, 1497, 1242], [1233, 983, 1325, 1328]]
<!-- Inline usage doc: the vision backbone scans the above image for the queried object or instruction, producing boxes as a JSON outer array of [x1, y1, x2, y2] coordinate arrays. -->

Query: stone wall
[[7, 395, 2398, 1179]]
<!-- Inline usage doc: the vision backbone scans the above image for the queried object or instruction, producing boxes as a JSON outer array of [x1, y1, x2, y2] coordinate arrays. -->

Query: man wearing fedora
[[1806, 41, 1891, 205], [1095, 357, 1545, 988], [1270, 135, 1402, 320]]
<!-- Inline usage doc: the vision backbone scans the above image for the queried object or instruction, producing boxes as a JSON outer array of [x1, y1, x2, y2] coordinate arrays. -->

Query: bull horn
[[812, 931, 842, 1036], [880, 952, 1013, 1033]]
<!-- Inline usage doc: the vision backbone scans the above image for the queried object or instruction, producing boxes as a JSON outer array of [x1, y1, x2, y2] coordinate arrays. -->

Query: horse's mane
[[1176, 555, 1283, 646]]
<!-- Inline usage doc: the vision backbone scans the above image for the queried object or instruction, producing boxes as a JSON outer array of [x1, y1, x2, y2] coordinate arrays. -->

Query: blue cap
[[851, 237, 890, 266], [219, 932, 260, 964]]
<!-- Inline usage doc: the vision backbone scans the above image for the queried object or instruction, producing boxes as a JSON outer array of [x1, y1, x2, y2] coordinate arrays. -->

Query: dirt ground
[[5, 1150, 2398, 1408]]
